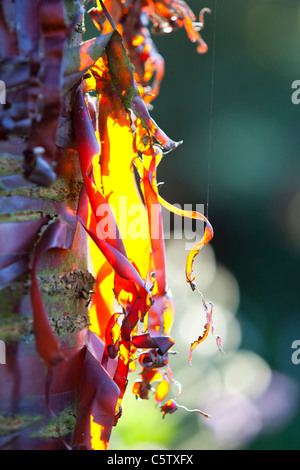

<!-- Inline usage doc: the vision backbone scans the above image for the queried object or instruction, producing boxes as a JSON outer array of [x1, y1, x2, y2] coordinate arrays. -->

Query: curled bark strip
[[74, 89, 152, 309], [188, 301, 212, 365], [104, 312, 123, 359], [72, 330, 120, 450], [145, 153, 214, 289], [74, 85, 152, 410], [160, 398, 211, 419], [74, 88, 126, 256], [142, 152, 166, 297], [166, 365, 183, 400], [147, 0, 211, 54], [141, 149, 221, 366], [104, 30, 181, 151], [120, 0, 165, 104], [97, 0, 117, 31], [187, 292, 223, 365], [77, 203, 149, 295], [132, 334, 174, 356], [62, 32, 114, 95], [176, 403, 211, 419]]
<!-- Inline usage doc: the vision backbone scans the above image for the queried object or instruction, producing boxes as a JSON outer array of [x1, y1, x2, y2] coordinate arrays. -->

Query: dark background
[[151, 0, 300, 450]]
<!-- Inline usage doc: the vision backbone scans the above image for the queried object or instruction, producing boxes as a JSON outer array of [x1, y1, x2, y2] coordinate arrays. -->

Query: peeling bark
[[0, 0, 92, 450]]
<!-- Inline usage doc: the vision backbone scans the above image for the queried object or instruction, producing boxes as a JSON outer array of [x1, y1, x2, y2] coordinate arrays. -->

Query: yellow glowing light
[[90, 414, 108, 450]]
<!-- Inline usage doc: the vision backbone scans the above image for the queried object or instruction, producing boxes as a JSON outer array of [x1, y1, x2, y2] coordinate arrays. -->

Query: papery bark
[[0, 0, 94, 450], [0, 0, 216, 450]]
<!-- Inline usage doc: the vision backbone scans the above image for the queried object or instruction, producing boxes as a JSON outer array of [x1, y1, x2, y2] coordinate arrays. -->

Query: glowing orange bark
[[74, 0, 220, 448]]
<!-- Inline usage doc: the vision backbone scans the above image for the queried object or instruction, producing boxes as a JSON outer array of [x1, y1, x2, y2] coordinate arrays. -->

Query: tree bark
[[0, 0, 214, 450], [0, 0, 93, 449]]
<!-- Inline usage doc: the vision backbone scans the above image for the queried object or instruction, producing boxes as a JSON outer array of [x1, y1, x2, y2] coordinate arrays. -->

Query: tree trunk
[[0, 0, 94, 450], [0, 0, 215, 451]]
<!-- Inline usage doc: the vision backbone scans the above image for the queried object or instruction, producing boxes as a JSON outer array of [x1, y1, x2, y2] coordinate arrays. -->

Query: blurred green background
[[86, 0, 300, 450]]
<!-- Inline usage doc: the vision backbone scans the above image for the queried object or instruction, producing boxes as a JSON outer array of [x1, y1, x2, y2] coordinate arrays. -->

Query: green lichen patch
[[0, 154, 23, 176], [0, 274, 31, 316], [0, 413, 42, 437], [50, 310, 90, 336], [0, 211, 43, 223], [0, 177, 82, 202], [0, 269, 94, 342], [0, 302, 90, 343], [0, 314, 34, 343], [39, 268, 95, 298], [30, 404, 77, 439], [0, 275, 35, 343]]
